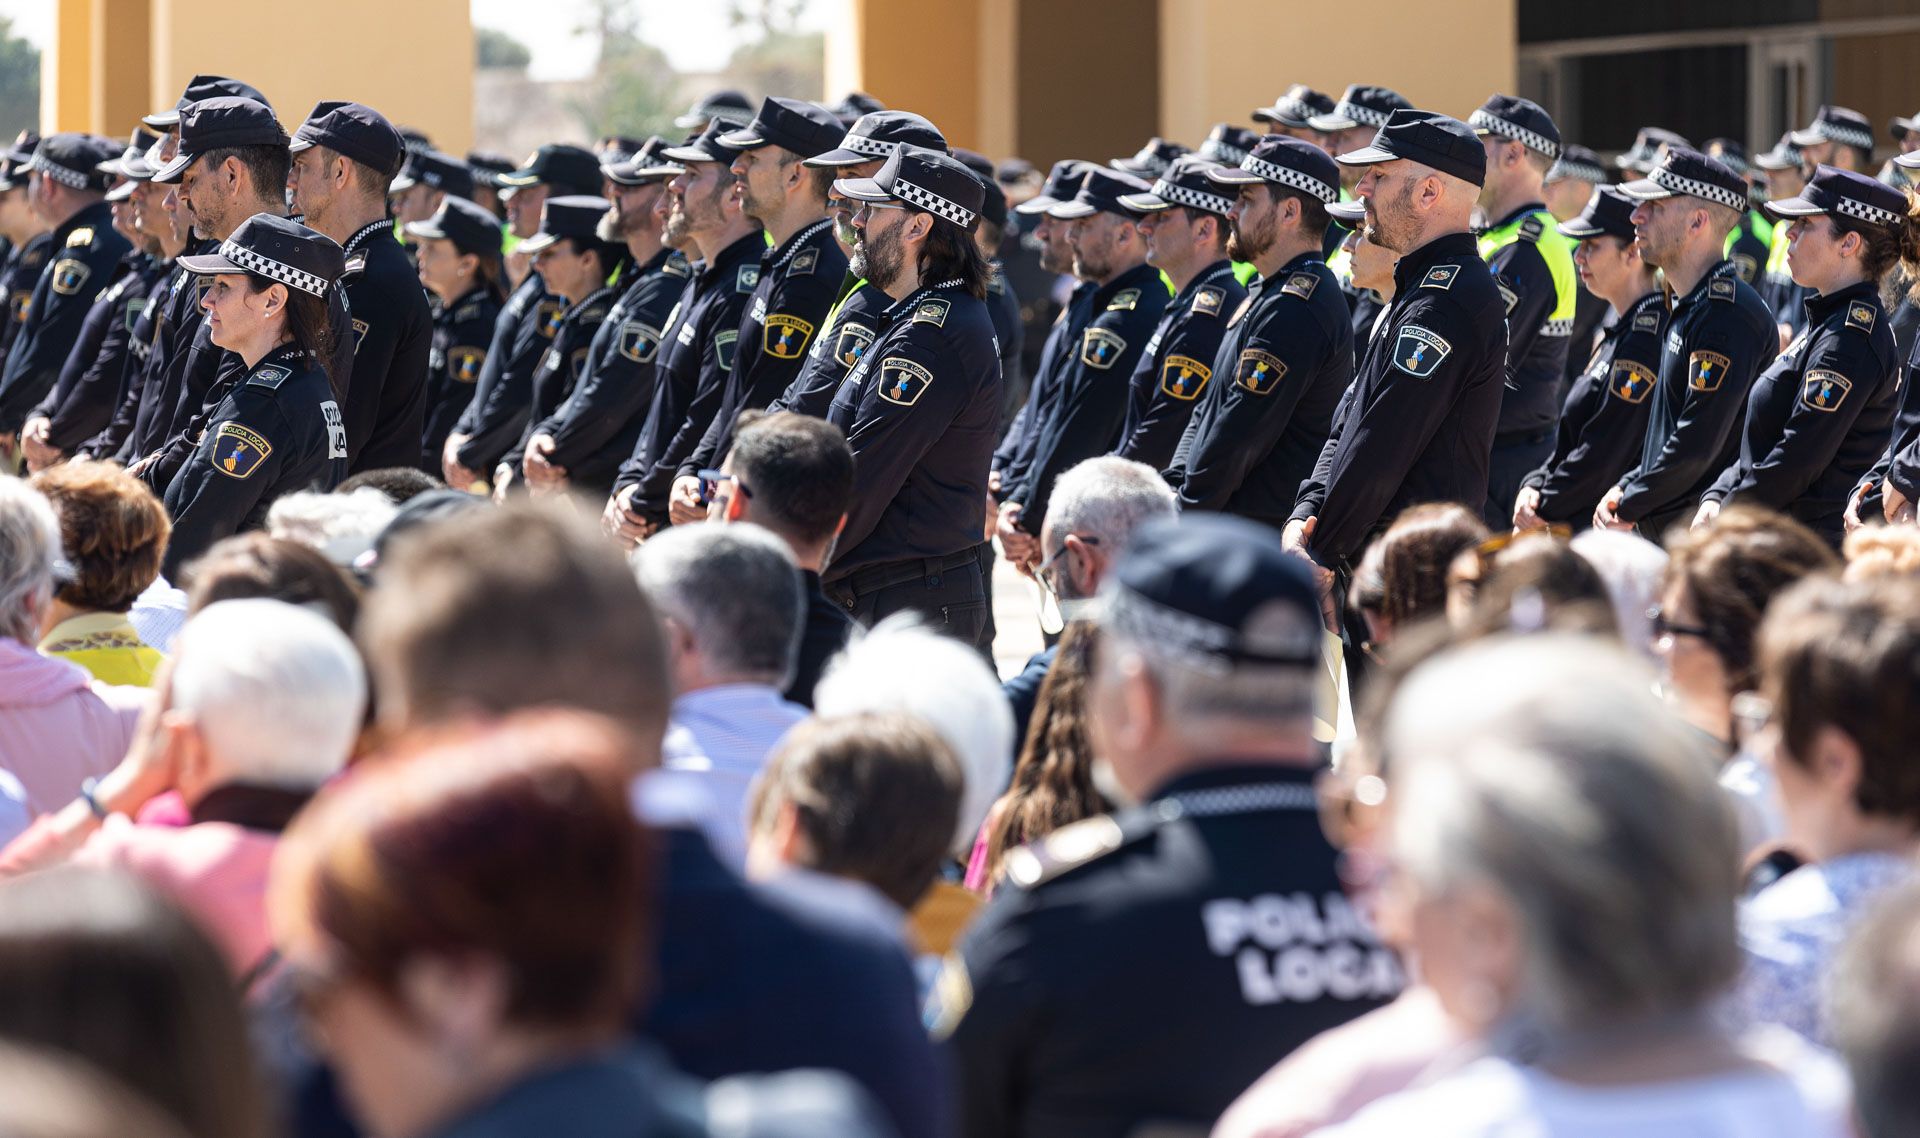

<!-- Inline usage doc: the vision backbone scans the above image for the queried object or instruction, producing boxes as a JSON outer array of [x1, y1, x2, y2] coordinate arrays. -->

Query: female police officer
[[1696, 166, 1913, 546], [405, 196, 504, 473], [162, 213, 348, 573]]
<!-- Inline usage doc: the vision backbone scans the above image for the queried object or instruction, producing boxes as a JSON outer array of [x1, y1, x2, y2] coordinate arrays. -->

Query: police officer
[[775, 110, 949, 418], [1251, 85, 1335, 144], [1754, 132, 1812, 343], [522, 141, 690, 499], [0, 133, 133, 448], [21, 129, 164, 469], [1697, 167, 1904, 546], [391, 149, 476, 231], [1541, 143, 1608, 222], [1514, 187, 1665, 533], [1169, 138, 1350, 526], [1107, 156, 1244, 471], [1288, 111, 1505, 600], [288, 100, 433, 472], [673, 89, 755, 133], [0, 136, 50, 380], [956, 150, 1026, 428], [1616, 126, 1688, 176], [823, 148, 1002, 644], [1467, 94, 1577, 528], [161, 214, 349, 574], [492, 196, 620, 496], [1856, 146, 1920, 529], [940, 515, 1401, 1138], [603, 124, 761, 541], [466, 152, 515, 219], [1307, 85, 1413, 182], [444, 142, 600, 489], [668, 97, 849, 517], [1200, 123, 1259, 167], [1112, 137, 1190, 180], [998, 167, 1169, 544], [403, 196, 504, 472], [1705, 139, 1772, 285], [1595, 147, 1778, 538]]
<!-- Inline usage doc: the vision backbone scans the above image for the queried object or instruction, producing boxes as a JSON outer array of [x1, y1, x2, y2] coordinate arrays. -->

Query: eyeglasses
[[1648, 605, 1713, 641], [851, 200, 909, 219], [696, 468, 751, 507], [1034, 535, 1101, 596]]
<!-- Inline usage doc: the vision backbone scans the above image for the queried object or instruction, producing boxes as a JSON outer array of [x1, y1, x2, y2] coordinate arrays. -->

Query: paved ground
[[989, 545, 1045, 680]]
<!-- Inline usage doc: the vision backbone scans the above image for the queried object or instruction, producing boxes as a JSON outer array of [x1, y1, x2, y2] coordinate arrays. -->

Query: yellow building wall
[[1158, 0, 1518, 147], [47, 0, 474, 153]]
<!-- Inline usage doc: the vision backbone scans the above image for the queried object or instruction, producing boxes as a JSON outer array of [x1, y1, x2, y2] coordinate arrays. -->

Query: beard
[[1227, 211, 1273, 262], [663, 196, 691, 245], [1364, 180, 1419, 253], [849, 220, 905, 289]]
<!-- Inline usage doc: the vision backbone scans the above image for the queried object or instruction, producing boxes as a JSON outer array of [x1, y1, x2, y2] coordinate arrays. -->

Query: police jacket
[[1763, 223, 1813, 337], [0, 201, 132, 432], [1706, 280, 1897, 544], [1008, 262, 1168, 533], [987, 261, 1025, 419], [0, 232, 50, 374], [106, 249, 203, 460], [419, 283, 502, 472], [1173, 254, 1350, 528], [613, 231, 762, 517], [161, 344, 347, 575], [531, 249, 690, 496], [995, 281, 1095, 489], [683, 218, 844, 473], [338, 221, 434, 473], [33, 251, 155, 453], [453, 270, 559, 473], [773, 276, 885, 419], [943, 765, 1403, 1138], [498, 283, 613, 484], [1479, 203, 1575, 438], [1115, 260, 1241, 471], [1616, 260, 1778, 536], [1292, 231, 1507, 564], [1523, 290, 1666, 526], [824, 278, 1002, 580]]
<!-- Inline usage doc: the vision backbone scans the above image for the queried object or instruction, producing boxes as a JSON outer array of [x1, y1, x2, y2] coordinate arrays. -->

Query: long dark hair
[[918, 216, 991, 300], [981, 622, 1107, 885], [242, 272, 337, 391]]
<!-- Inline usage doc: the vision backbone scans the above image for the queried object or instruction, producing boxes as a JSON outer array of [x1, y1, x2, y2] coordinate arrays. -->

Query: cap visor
[[1334, 144, 1398, 167], [1251, 108, 1280, 124], [1047, 200, 1098, 219], [402, 219, 448, 241], [1763, 195, 1825, 218], [1111, 158, 1150, 175], [518, 232, 561, 254], [142, 110, 181, 130], [1116, 191, 1175, 212], [715, 128, 768, 149], [1013, 195, 1060, 215], [390, 173, 419, 193], [672, 111, 707, 129], [803, 149, 869, 168], [177, 251, 245, 275], [1327, 202, 1366, 224], [148, 150, 194, 184], [659, 145, 720, 164], [1895, 152, 1920, 171], [1615, 177, 1674, 201], [1204, 165, 1266, 185], [1306, 114, 1354, 132], [1753, 155, 1795, 171], [1555, 219, 1606, 238], [104, 180, 138, 203], [287, 136, 316, 153], [1788, 127, 1826, 148], [830, 175, 891, 203], [1894, 118, 1917, 141]]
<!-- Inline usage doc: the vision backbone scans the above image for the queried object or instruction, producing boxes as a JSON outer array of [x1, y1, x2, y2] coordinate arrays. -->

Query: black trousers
[[824, 543, 994, 655], [1483, 430, 1556, 530]]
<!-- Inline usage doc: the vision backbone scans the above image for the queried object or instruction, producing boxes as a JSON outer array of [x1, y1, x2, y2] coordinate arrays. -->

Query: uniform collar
[[1260, 250, 1323, 288], [1090, 260, 1161, 309], [1391, 230, 1479, 293], [1172, 258, 1236, 303], [1673, 258, 1741, 309], [254, 342, 313, 372], [1146, 761, 1324, 804], [1607, 289, 1663, 335], [562, 284, 615, 319], [763, 216, 833, 272], [1803, 277, 1880, 324], [699, 230, 765, 282], [51, 199, 114, 245], [342, 218, 391, 256], [443, 282, 492, 316], [1486, 200, 1548, 231], [880, 276, 965, 321]]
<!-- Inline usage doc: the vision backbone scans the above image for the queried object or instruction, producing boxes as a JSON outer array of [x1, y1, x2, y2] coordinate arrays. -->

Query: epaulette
[[580, 305, 608, 325], [1708, 277, 1736, 302], [1002, 811, 1156, 889], [1631, 305, 1661, 333], [913, 297, 951, 328], [789, 248, 819, 277], [1846, 301, 1877, 334], [1280, 271, 1318, 300], [1106, 287, 1140, 312], [736, 264, 760, 294], [1419, 264, 1458, 290], [452, 297, 485, 324], [245, 363, 292, 391], [662, 254, 691, 279], [342, 253, 368, 278], [1191, 285, 1225, 317], [65, 227, 94, 248], [1518, 214, 1544, 242]]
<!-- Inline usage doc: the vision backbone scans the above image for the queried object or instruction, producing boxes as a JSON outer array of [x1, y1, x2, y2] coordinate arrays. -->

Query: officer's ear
[[904, 210, 933, 245], [259, 281, 289, 317]]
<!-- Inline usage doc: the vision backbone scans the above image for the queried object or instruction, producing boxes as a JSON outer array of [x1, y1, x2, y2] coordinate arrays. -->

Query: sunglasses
[[696, 468, 752, 507], [1647, 605, 1712, 641]]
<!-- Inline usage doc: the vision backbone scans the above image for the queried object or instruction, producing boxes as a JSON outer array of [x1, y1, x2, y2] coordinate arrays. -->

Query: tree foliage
[[475, 26, 533, 72], [0, 18, 40, 142]]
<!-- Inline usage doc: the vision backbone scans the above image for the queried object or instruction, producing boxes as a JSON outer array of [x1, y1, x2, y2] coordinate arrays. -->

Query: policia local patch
[[213, 422, 272, 479], [1390, 326, 1451, 378]]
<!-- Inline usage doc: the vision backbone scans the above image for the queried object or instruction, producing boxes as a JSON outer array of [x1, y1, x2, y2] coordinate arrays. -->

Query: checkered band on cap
[[218, 238, 331, 296], [1135, 153, 1173, 177], [1816, 119, 1875, 152], [1651, 165, 1746, 212], [893, 176, 977, 228], [839, 132, 897, 159], [1547, 154, 1607, 183], [1271, 95, 1316, 123], [1469, 109, 1560, 159], [1835, 195, 1903, 228], [1333, 100, 1390, 128], [26, 152, 89, 189], [1240, 154, 1337, 203], [1202, 139, 1249, 164], [1151, 177, 1233, 215]]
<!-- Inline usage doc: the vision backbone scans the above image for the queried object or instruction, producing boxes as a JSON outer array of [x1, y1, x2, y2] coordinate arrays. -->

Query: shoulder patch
[[1632, 308, 1661, 333], [49, 258, 91, 296], [1106, 288, 1140, 311], [245, 364, 292, 391], [343, 253, 368, 277], [1687, 349, 1731, 392], [1801, 368, 1852, 413], [65, 227, 94, 248], [617, 321, 662, 364], [1160, 355, 1212, 400], [536, 300, 563, 339], [789, 248, 818, 276], [1082, 327, 1127, 369], [662, 254, 691, 278], [833, 321, 876, 369], [1733, 253, 1758, 282], [736, 264, 760, 294], [1191, 285, 1225, 317], [450, 346, 485, 382], [762, 312, 815, 358], [1708, 277, 1735, 301], [1391, 325, 1453, 378], [1235, 349, 1287, 395], [1281, 272, 1319, 300], [1005, 814, 1128, 888], [1518, 215, 1544, 241], [877, 357, 934, 406], [913, 297, 950, 327], [1609, 360, 1655, 404], [1846, 301, 1877, 333], [211, 421, 272, 479], [713, 328, 738, 372], [1420, 264, 1458, 290]]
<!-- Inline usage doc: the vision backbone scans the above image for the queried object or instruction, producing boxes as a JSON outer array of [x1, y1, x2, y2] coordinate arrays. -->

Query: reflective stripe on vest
[[1477, 207, 1577, 335], [1764, 220, 1793, 284]]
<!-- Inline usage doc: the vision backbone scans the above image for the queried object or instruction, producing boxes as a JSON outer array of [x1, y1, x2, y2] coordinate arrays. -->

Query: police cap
[[403, 196, 504, 259], [1618, 146, 1748, 212], [290, 100, 405, 180], [1118, 155, 1235, 216], [1752, 133, 1802, 173], [807, 111, 949, 169], [1112, 137, 1191, 180], [1253, 84, 1335, 130], [466, 151, 518, 189], [144, 74, 272, 131], [829, 92, 888, 124], [178, 213, 345, 298], [1098, 514, 1323, 670], [497, 144, 602, 196], [1308, 85, 1411, 133], [150, 98, 289, 184], [1207, 134, 1341, 202], [602, 137, 682, 185], [1335, 109, 1487, 188], [31, 132, 134, 193], [674, 89, 754, 131], [1771, 164, 1910, 230], [1048, 166, 1154, 220], [392, 149, 476, 200], [517, 195, 613, 254], [1469, 93, 1561, 159], [1790, 105, 1874, 154], [834, 148, 986, 233], [1556, 184, 1637, 241], [1199, 123, 1259, 166], [719, 97, 845, 160], [952, 149, 1008, 227], [660, 123, 749, 168], [1014, 159, 1088, 216], [1545, 144, 1608, 186]]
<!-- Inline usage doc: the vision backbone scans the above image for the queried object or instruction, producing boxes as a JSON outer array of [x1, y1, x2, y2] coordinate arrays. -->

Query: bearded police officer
[[1514, 187, 1666, 532], [1170, 137, 1350, 528], [1288, 111, 1505, 604], [940, 515, 1402, 1138], [1596, 147, 1778, 538], [1469, 94, 1577, 528], [1104, 156, 1245, 470], [998, 167, 1169, 547], [0, 134, 132, 448], [824, 148, 1002, 644], [668, 97, 849, 518]]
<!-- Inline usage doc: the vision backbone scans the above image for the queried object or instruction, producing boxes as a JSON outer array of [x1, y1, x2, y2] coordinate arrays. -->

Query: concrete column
[[89, 0, 150, 138], [46, 0, 96, 132]]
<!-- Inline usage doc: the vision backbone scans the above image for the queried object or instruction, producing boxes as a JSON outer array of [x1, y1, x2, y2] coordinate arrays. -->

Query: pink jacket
[[74, 818, 280, 978], [0, 639, 146, 814]]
